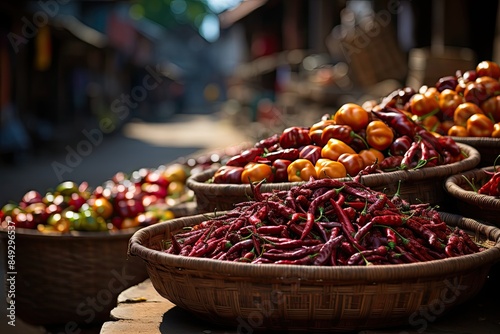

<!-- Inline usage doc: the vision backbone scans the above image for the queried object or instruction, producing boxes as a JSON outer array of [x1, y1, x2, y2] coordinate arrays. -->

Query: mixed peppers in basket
[[165, 168, 486, 265], [212, 102, 466, 185], [375, 60, 500, 137]]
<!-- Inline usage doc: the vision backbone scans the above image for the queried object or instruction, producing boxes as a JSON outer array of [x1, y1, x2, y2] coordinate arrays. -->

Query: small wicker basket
[[186, 143, 480, 213], [445, 166, 500, 226], [451, 137, 500, 168], [128, 212, 500, 333]]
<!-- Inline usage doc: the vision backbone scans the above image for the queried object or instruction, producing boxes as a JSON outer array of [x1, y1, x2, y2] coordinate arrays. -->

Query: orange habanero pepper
[[365, 120, 394, 151], [333, 103, 370, 132], [453, 102, 484, 127], [492, 123, 500, 138], [358, 148, 385, 167], [314, 158, 347, 179], [308, 119, 336, 146], [321, 138, 356, 161], [466, 113, 494, 137], [448, 125, 468, 137], [409, 92, 439, 117], [287, 159, 317, 182], [241, 162, 273, 184]]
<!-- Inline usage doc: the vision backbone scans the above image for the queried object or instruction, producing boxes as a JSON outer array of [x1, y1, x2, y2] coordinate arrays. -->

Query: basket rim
[[186, 143, 480, 193], [445, 166, 500, 209], [128, 211, 500, 282], [0, 226, 140, 240], [451, 136, 500, 147]]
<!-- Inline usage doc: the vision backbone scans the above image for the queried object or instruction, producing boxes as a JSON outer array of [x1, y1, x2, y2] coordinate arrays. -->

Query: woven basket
[[0, 227, 149, 326], [445, 166, 500, 226], [186, 143, 480, 213], [451, 137, 500, 168], [0, 200, 197, 326], [128, 212, 500, 333]]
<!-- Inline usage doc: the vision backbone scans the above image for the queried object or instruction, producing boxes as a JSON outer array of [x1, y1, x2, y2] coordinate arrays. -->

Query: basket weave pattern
[[445, 166, 500, 225], [128, 212, 500, 332], [187, 143, 480, 213], [0, 228, 149, 326], [451, 137, 500, 167]]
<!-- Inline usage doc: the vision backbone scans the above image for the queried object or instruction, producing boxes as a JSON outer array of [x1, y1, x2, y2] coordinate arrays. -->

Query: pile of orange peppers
[[212, 101, 465, 184], [378, 60, 500, 138]]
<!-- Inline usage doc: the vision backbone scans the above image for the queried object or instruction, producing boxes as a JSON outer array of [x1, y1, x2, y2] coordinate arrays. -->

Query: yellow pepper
[[321, 138, 356, 161], [287, 159, 317, 182], [314, 158, 347, 179]]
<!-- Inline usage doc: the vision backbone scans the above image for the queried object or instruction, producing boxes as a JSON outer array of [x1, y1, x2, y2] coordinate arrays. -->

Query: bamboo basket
[[445, 166, 500, 226], [0, 227, 149, 326], [451, 137, 500, 168], [186, 143, 480, 213], [0, 202, 194, 326], [128, 212, 500, 333]]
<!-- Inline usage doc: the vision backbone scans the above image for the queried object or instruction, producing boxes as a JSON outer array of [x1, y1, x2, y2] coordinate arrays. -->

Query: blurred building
[[1, 0, 498, 164]]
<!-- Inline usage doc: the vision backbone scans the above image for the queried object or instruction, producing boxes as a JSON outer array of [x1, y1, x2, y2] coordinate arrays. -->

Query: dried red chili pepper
[[330, 197, 364, 250], [354, 220, 374, 242], [437, 136, 461, 157], [347, 245, 388, 265], [262, 244, 323, 261], [169, 233, 182, 254], [370, 214, 405, 226], [371, 106, 423, 137], [400, 140, 420, 169], [256, 225, 287, 235], [255, 133, 279, 149], [389, 135, 413, 157], [264, 148, 300, 162], [405, 218, 443, 251], [226, 147, 265, 167], [379, 155, 404, 171], [225, 239, 254, 258], [248, 205, 269, 225], [274, 254, 316, 265], [313, 235, 344, 265]]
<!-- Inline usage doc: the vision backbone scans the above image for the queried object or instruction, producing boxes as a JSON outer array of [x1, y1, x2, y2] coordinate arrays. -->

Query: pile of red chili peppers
[[166, 171, 485, 265], [477, 157, 500, 196], [371, 106, 464, 170]]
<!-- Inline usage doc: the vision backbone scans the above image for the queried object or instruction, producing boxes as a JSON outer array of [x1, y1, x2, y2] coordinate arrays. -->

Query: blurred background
[[1, 0, 500, 200]]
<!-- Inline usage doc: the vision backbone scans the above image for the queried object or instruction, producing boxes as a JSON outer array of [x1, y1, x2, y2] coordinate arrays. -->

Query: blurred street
[[0, 111, 252, 207]]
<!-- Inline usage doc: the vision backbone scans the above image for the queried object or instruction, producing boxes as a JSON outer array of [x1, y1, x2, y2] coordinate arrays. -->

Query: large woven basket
[[0, 200, 196, 326], [0, 227, 149, 326], [186, 143, 480, 213], [451, 137, 500, 168], [128, 212, 500, 333], [445, 166, 500, 226]]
